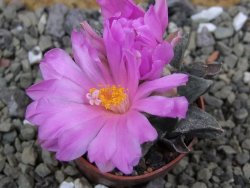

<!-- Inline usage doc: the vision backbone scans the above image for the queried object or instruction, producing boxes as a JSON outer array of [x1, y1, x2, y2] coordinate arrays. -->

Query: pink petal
[[71, 30, 111, 85], [123, 50, 140, 98], [140, 42, 174, 80], [154, 0, 168, 34], [111, 116, 141, 174], [25, 97, 100, 129], [140, 60, 165, 81], [56, 117, 105, 161], [133, 96, 188, 118], [134, 24, 158, 47], [97, 0, 144, 20], [81, 21, 106, 56], [39, 48, 91, 88], [152, 42, 174, 64], [144, 5, 162, 42], [95, 160, 115, 173], [37, 107, 99, 141], [135, 73, 188, 100], [89, 114, 143, 174], [87, 117, 118, 165], [127, 110, 157, 143], [26, 79, 86, 103], [139, 48, 153, 77], [104, 21, 125, 85]]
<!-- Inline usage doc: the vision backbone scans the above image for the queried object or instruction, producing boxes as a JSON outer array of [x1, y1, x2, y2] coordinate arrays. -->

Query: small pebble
[[233, 12, 248, 31], [28, 46, 42, 65], [243, 72, 250, 84], [59, 181, 74, 188], [191, 7, 223, 22]]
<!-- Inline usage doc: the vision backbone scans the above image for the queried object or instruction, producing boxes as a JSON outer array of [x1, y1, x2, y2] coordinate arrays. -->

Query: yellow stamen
[[89, 85, 127, 110]]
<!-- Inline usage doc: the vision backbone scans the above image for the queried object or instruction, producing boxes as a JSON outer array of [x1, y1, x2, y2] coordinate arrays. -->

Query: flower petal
[[88, 117, 118, 166], [71, 30, 111, 85], [152, 42, 173, 65], [97, 0, 144, 20], [133, 96, 188, 118], [127, 110, 157, 143], [81, 21, 106, 57], [95, 160, 115, 173], [135, 73, 188, 100], [56, 117, 105, 161], [103, 20, 138, 87], [111, 116, 141, 174], [25, 97, 101, 131], [123, 50, 140, 98], [154, 0, 168, 34], [140, 42, 174, 80], [26, 79, 86, 103], [39, 48, 90, 88], [144, 5, 162, 42]]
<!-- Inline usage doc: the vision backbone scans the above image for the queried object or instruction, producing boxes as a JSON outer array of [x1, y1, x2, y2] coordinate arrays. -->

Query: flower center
[[86, 85, 129, 113]]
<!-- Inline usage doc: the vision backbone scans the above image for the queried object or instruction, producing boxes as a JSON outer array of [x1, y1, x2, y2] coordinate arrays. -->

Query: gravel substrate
[[0, 0, 250, 187]]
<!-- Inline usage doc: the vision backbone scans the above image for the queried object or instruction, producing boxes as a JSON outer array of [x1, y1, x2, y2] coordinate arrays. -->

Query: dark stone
[[0, 177, 17, 188], [0, 29, 12, 50], [146, 177, 165, 188], [197, 27, 215, 47], [0, 122, 13, 132], [21, 146, 37, 166], [218, 145, 236, 155], [17, 173, 34, 188], [20, 126, 36, 140], [197, 168, 212, 181], [64, 9, 87, 35], [224, 54, 238, 69], [168, 0, 195, 26], [63, 166, 78, 176], [35, 163, 51, 177], [234, 108, 248, 122], [216, 42, 232, 55], [215, 26, 234, 39], [0, 87, 29, 118], [204, 94, 223, 108], [2, 130, 17, 143], [236, 153, 250, 165], [46, 4, 68, 38]]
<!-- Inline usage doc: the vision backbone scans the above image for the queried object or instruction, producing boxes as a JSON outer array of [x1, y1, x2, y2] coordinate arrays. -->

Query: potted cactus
[[25, 0, 223, 187]]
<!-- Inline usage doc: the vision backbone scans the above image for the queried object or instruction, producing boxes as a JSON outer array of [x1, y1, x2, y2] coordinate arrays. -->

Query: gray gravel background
[[0, 0, 250, 187]]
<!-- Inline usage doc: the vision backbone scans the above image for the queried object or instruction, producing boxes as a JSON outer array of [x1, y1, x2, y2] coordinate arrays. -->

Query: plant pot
[[75, 97, 205, 187]]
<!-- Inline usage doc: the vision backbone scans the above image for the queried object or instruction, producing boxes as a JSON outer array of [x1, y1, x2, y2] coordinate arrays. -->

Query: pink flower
[[98, 0, 173, 80], [25, 22, 188, 174]]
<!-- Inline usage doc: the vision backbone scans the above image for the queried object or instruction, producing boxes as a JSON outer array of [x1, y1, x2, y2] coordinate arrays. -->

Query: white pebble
[[233, 12, 248, 31], [94, 184, 109, 188], [243, 72, 250, 84], [168, 22, 178, 33], [28, 46, 42, 65], [198, 23, 217, 33], [191, 7, 223, 22], [59, 181, 74, 188]]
